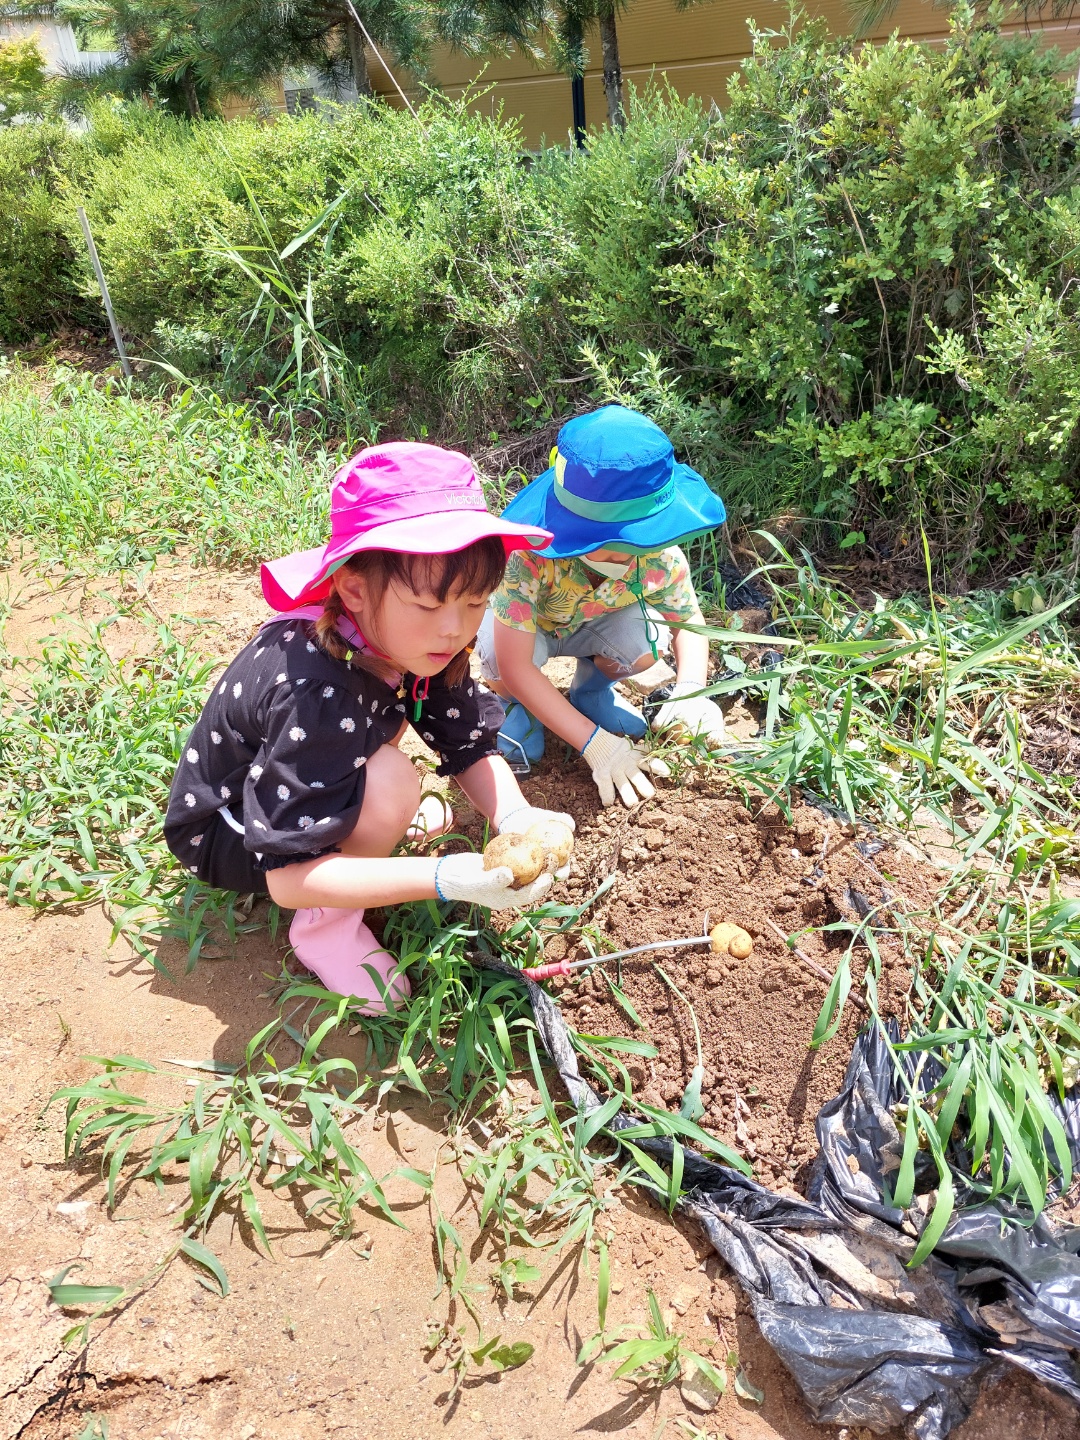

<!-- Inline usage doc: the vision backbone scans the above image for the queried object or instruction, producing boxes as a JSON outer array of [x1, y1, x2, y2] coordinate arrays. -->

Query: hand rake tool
[[520, 911, 713, 981]]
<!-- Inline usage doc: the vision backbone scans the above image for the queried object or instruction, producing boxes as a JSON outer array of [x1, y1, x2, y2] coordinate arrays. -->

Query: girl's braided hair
[[311, 538, 506, 687]]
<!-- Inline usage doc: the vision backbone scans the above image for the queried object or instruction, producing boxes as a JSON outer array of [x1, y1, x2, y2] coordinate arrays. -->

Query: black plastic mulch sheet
[[482, 958, 1080, 1438]]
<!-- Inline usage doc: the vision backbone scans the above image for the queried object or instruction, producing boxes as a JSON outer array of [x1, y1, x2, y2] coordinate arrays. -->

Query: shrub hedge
[[3, 6, 1080, 566]]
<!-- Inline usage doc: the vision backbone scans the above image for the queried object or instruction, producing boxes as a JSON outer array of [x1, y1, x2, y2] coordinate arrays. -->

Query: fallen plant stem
[[763, 917, 869, 1012]]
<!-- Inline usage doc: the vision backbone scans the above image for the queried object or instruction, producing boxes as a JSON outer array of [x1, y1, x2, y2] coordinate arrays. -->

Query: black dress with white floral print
[[164, 619, 503, 893]]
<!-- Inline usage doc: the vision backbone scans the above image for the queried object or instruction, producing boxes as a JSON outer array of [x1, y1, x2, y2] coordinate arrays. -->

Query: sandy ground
[[2, 557, 1077, 1440]]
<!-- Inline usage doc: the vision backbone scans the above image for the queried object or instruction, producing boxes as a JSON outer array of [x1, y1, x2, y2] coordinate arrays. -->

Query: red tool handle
[[520, 960, 572, 981]]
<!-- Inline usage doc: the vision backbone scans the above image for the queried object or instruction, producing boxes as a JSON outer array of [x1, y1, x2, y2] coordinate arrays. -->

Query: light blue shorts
[[476, 605, 670, 683]]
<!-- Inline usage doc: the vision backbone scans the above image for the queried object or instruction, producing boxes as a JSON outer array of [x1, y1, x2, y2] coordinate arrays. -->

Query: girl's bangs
[[388, 538, 507, 601]]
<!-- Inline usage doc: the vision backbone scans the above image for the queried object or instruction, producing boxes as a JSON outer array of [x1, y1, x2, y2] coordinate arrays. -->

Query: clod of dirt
[[681, 1359, 723, 1412]]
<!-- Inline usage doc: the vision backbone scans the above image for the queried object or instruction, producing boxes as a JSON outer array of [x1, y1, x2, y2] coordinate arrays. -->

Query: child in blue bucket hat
[[476, 404, 728, 808]]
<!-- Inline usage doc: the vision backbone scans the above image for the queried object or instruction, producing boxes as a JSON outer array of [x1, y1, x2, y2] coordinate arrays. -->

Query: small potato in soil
[[482, 833, 546, 888], [710, 921, 754, 959], [525, 819, 575, 868]]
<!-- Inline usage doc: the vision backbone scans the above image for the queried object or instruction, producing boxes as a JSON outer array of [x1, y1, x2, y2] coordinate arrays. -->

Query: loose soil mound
[[454, 757, 939, 1193]]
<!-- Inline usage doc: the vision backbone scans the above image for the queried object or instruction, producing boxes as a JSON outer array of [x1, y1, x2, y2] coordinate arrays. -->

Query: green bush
[[0, 121, 84, 341], [3, 5, 1080, 564], [656, 4, 1080, 562]]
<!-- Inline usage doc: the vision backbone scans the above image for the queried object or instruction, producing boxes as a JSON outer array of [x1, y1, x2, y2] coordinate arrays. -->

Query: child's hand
[[496, 805, 576, 879], [434, 852, 554, 910], [581, 728, 667, 808], [652, 682, 727, 746], [495, 804, 576, 837]]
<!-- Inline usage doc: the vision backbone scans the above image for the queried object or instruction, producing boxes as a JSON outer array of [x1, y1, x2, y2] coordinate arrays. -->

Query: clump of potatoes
[[482, 820, 575, 889], [709, 921, 754, 959]]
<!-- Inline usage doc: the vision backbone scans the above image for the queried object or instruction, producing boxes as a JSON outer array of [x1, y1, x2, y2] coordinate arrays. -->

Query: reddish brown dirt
[[452, 762, 934, 1194], [3, 562, 1076, 1440]]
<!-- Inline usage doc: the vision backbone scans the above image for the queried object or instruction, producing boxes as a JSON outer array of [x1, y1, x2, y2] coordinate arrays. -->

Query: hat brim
[[261, 511, 553, 610], [500, 462, 726, 559]]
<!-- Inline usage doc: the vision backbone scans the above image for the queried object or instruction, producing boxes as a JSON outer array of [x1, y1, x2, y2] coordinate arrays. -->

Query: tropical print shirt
[[491, 546, 699, 638]]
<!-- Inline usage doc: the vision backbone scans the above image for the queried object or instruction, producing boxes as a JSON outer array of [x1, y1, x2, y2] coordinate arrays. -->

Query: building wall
[[369, 1, 1080, 148], [0, 19, 116, 74]]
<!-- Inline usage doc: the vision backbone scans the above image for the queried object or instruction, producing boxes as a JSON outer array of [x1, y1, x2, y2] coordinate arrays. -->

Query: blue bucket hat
[[501, 405, 726, 560]]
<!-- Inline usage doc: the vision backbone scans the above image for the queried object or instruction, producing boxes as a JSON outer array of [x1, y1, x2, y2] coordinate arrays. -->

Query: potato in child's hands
[[710, 921, 754, 959], [482, 833, 546, 889], [524, 819, 575, 869]]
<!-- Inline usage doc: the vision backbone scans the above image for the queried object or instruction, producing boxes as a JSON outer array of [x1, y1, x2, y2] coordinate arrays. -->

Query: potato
[[525, 819, 575, 868], [482, 833, 545, 888], [728, 928, 754, 960], [710, 921, 754, 959]]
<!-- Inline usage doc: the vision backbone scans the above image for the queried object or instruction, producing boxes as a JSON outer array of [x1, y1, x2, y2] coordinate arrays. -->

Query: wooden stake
[[76, 206, 132, 379]]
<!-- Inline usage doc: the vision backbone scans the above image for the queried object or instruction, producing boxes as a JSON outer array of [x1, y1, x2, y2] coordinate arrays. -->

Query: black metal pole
[[571, 75, 586, 147]]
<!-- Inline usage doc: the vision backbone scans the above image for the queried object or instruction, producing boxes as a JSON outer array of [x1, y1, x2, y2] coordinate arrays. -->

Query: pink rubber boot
[[288, 907, 410, 1013]]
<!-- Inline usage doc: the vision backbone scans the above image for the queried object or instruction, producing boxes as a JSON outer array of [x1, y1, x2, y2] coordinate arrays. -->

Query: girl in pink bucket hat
[[165, 441, 572, 1012]]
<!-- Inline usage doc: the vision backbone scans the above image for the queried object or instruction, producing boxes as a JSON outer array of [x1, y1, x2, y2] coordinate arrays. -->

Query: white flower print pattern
[[340, 717, 356, 733], [210, 730, 222, 744], [298, 816, 314, 829], [289, 726, 307, 742], [249, 764, 263, 779], [283, 630, 295, 641], [353, 756, 366, 769], [220, 785, 231, 800], [311, 781, 325, 788], [276, 673, 287, 684], [232, 682, 242, 697], [186, 747, 198, 762], [254, 646, 265, 657], [218, 682, 226, 695], [253, 820, 266, 830], [317, 817, 333, 825], [446, 707, 460, 719], [277, 784, 290, 800], [469, 728, 483, 740], [190, 834, 203, 846], [306, 641, 316, 653], [184, 792, 196, 807], [422, 731, 435, 743], [322, 685, 334, 698]]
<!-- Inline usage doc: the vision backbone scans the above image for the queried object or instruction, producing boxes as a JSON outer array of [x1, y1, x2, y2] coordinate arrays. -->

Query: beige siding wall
[[369, 2, 1080, 147]]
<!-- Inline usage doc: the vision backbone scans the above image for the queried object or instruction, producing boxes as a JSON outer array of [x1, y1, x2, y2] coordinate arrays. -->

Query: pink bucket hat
[[261, 441, 553, 610]]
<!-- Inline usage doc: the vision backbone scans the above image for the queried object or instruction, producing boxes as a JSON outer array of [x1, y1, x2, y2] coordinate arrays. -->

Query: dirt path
[[2, 561, 1075, 1440]]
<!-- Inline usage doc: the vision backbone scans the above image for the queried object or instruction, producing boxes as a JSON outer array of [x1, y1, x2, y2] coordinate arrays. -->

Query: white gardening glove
[[495, 806, 577, 878], [581, 727, 667, 808], [495, 805, 576, 836], [434, 852, 554, 910], [652, 680, 727, 747]]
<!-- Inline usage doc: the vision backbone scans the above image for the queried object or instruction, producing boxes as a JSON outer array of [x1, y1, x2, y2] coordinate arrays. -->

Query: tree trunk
[[181, 70, 202, 118], [597, 6, 625, 130], [346, 14, 372, 99]]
